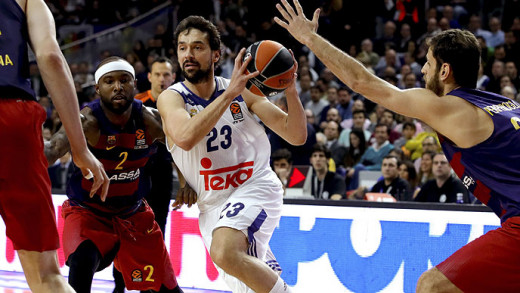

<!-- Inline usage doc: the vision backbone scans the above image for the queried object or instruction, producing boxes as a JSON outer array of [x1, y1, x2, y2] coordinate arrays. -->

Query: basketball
[[243, 40, 296, 97]]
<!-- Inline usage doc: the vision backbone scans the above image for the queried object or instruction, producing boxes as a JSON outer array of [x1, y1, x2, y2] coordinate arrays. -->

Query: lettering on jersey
[[189, 108, 198, 117], [131, 269, 143, 282], [0, 54, 14, 66], [482, 100, 520, 116], [107, 135, 116, 145], [199, 158, 253, 191], [135, 129, 148, 149], [462, 175, 475, 189], [108, 169, 140, 181], [229, 102, 244, 123]]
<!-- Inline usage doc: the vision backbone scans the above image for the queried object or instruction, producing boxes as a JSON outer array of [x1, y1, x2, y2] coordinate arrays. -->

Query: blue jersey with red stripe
[[439, 88, 520, 222], [0, 0, 36, 100], [67, 99, 157, 214]]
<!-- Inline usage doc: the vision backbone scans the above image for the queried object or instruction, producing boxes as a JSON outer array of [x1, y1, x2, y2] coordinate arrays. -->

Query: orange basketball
[[244, 40, 296, 97]]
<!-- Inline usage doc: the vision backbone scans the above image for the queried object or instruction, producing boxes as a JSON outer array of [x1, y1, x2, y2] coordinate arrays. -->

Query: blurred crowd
[[39, 0, 520, 203]]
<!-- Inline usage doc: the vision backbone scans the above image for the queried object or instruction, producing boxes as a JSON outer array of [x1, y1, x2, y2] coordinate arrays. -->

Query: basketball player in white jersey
[[157, 16, 306, 293]]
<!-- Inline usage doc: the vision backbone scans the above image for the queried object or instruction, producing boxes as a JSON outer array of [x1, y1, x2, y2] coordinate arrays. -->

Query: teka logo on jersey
[[199, 158, 254, 190]]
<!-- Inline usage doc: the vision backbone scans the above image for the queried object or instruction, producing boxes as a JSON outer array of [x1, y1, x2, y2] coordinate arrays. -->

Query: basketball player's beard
[[102, 98, 132, 115], [426, 70, 444, 96], [182, 62, 212, 84]]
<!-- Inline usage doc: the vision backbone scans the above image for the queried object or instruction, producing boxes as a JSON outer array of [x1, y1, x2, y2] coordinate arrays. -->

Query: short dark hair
[[402, 121, 416, 131], [383, 154, 400, 166], [96, 56, 125, 70], [352, 109, 367, 118], [174, 16, 221, 52], [375, 123, 390, 135], [272, 148, 293, 164], [149, 57, 176, 73], [311, 143, 331, 159], [427, 29, 480, 88]]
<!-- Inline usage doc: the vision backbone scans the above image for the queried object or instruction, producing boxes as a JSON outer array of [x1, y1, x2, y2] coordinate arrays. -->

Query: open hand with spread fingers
[[274, 0, 320, 46]]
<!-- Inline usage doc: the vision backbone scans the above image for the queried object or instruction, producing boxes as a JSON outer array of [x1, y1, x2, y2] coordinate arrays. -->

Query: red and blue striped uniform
[[67, 99, 157, 214], [439, 88, 520, 222]]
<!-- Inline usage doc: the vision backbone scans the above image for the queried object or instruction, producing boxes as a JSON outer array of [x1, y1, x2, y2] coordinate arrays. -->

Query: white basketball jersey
[[166, 77, 282, 212]]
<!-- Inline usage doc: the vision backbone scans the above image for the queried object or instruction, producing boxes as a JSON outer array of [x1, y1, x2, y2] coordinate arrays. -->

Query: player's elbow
[[174, 137, 196, 151], [288, 131, 307, 146]]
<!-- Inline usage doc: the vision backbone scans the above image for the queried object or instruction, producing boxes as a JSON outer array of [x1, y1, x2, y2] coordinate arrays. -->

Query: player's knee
[[210, 243, 242, 273]]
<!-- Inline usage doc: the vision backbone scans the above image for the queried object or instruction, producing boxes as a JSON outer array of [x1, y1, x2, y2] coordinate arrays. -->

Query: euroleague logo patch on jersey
[[131, 269, 143, 282], [135, 129, 148, 149], [199, 158, 254, 191], [229, 102, 244, 123]]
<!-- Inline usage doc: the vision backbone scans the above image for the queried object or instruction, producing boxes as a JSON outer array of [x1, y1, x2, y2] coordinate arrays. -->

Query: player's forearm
[[304, 33, 379, 99], [37, 50, 88, 154], [283, 87, 307, 145], [44, 131, 71, 166], [170, 92, 235, 150]]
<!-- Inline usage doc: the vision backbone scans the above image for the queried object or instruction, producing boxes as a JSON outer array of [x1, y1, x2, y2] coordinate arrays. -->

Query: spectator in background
[[338, 109, 372, 147], [271, 97, 317, 165], [271, 148, 293, 194], [318, 85, 339, 125], [375, 48, 401, 77], [374, 20, 398, 55], [396, 23, 413, 53], [323, 121, 348, 168], [415, 153, 470, 203], [417, 151, 436, 187], [504, 31, 520, 66], [346, 123, 394, 190], [336, 87, 353, 121], [356, 38, 380, 69], [399, 159, 418, 191], [48, 152, 73, 194], [505, 61, 520, 90], [486, 60, 505, 94], [477, 62, 491, 90], [296, 73, 312, 106], [416, 17, 441, 47], [304, 144, 346, 200], [343, 128, 368, 172], [319, 107, 342, 131], [393, 121, 416, 151], [376, 109, 401, 144], [468, 14, 492, 42], [487, 17, 505, 48], [413, 135, 440, 171], [438, 17, 451, 31], [305, 85, 328, 119], [502, 85, 517, 100], [370, 155, 412, 201]]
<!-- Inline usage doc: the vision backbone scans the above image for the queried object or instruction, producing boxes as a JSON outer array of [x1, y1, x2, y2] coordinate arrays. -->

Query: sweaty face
[[422, 49, 445, 96], [177, 28, 216, 84], [97, 71, 135, 115]]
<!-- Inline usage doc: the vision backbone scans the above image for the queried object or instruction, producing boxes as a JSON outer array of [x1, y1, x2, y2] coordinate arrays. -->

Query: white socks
[[269, 276, 292, 293]]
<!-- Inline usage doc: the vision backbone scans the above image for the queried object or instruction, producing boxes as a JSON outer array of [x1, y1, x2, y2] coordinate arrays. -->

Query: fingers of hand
[[312, 8, 320, 26], [294, 0, 304, 15], [276, 3, 292, 22], [273, 16, 288, 29], [281, 0, 297, 18]]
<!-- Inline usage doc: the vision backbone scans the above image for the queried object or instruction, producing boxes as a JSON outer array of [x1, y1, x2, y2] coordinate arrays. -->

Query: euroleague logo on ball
[[244, 40, 296, 97]]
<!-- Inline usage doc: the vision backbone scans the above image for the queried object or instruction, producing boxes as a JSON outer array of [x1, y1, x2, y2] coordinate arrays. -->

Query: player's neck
[[184, 75, 216, 100], [101, 104, 132, 128], [443, 83, 461, 96]]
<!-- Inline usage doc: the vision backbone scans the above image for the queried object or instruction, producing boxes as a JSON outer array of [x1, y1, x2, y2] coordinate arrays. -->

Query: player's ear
[[213, 50, 221, 64]]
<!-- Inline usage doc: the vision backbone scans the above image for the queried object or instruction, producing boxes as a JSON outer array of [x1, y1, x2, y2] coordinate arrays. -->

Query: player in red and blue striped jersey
[[46, 56, 195, 293]]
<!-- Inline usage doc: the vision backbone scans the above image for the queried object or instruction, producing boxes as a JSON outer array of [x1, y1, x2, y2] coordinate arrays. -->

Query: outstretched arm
[[26, 0, 109, 198], [274, 0, 491, 148]]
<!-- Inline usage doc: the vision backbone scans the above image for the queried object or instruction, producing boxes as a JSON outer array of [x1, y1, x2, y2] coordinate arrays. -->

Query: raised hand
[[274, 0, 320, 45]]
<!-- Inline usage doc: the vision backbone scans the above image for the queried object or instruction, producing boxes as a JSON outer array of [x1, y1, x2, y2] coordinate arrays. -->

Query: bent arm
[[245, 86, 307, 146], [157, 90, 236, 150], [45, 126, 71, 166]]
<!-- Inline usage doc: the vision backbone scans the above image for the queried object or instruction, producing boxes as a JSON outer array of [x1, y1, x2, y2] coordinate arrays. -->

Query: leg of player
[[17, 250, 75, 293], [67, 240, 103, 293], [416, 267, 463, 293], [210, 227, 290, 293]]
